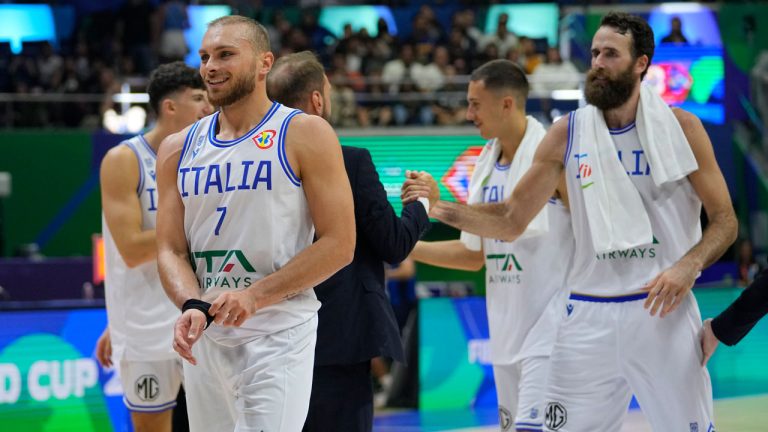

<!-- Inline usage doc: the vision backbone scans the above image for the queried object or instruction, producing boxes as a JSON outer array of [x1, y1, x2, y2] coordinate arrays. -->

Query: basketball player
[[405, 12, 737, 431], [408, 60, 572, 432], [155, 16, 355, 432], [266, 51, 436, 432], [97, 61, 212, 431]]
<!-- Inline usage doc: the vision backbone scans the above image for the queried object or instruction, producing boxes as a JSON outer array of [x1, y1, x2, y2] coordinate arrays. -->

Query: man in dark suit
[[266, 51, 439, 432], [701, 268, 768, 365]]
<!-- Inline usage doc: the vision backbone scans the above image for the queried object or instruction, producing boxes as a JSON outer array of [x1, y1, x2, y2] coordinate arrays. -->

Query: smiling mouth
[[207, 77, 228, 87]]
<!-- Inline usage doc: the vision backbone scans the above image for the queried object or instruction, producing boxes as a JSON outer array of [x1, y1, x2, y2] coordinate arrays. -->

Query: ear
[[161, 98, 175, 117], [259, 51, 275, 77], [635, 54, 649, 76], [311, 90, 323, 116], [502, 94, 516, 112]]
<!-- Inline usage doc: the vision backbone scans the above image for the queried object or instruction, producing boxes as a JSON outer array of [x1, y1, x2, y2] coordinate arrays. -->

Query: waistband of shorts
[[569, 292, 649, 303]]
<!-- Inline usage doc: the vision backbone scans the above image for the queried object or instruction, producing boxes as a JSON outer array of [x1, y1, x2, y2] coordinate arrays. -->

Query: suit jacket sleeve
[[711, 268, 768, 346], [352, 148, 431, 263]]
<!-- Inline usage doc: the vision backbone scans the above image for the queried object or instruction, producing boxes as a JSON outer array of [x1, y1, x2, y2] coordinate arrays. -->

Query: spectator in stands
[[480, 13, 517, 58], [518, 37, 543, 74], [661, 16, 689, 44], [158, 0, 190, 63], [328, 53, 360, 127], [116, 0, 157, 75], [382, 43, 421, 125], [531, 46, 581, 94]]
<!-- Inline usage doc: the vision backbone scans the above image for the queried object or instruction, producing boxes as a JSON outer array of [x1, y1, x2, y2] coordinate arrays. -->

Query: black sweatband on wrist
[[182, 299, 215, 329]]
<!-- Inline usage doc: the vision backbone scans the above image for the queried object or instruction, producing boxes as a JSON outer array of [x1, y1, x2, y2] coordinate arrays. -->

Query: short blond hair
[[208, 15, 270, 53]]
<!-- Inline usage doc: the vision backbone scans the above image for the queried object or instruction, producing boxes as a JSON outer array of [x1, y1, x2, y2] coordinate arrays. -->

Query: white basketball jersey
[[178, 103, 319, 346], [482, 162, 573, 364], [103, 135, 178, 361], [564, 112, 702, 296]]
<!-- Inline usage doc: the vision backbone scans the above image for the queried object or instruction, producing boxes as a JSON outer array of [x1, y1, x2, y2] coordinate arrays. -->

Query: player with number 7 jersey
[[177, 102, 318, 345]]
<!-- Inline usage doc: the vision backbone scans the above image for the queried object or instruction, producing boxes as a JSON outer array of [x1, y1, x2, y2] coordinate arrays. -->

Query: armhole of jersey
[[563, 111, 575, 166], [178, 120, 201, 172], [277, 110, 303, 187], [124, 141, 145, 195]]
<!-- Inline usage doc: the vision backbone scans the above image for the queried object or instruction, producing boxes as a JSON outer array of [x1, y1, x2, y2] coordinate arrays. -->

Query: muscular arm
[[675, 109, 738, 271], [410, 240, 484, 272], [243, 115, 356, 308], [644, 109, 738, 317], [431, 116, 569, 241], [156, 126, 208, 364], [156, 128, 201, 308], [100, 145, 156, 267]]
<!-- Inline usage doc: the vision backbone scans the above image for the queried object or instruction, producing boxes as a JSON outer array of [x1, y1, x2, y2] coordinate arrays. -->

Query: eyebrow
[[198, 44, 239, 54]]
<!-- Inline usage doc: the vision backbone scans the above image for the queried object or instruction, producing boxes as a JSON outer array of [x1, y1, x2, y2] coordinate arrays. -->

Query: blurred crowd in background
[[0, 0, 582, 128]]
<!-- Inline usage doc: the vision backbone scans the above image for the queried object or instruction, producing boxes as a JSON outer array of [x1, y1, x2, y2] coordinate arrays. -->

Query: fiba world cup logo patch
[[135, 374, 160, 401], [253, 130, 276, 149]]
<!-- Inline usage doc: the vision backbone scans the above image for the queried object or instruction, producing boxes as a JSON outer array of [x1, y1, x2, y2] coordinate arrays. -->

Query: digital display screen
[[646, 4, 725, 124], [339, 134, 486, 215], [318, 6, 397, 39], [0, 308, 128, 431], [484, 4, 559, 47], [0, 5, 56, 54]]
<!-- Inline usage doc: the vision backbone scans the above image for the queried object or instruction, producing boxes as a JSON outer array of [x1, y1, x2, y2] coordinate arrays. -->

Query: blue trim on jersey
[[608, 121, 636, 135], [123, 397, 177, 413], [707, 422, 715, 432], [569, 292, 649, 303], [515, 422, 543, 428], [494, 161, 511, 171], [124, 141, 145, 195], [277, 109, 303, 187], [137, 134, 156, 158], [564, 111, 575, 165], [207, 102, 280, 148], [178, 120, 201, 171]]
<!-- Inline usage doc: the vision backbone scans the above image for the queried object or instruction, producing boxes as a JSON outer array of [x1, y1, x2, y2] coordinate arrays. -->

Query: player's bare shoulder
[[671, 107, 704, 134], [100, 142, 141, 187], [536, 113, 571, 163], [284, 113, 341, 179], [157, 123, 197, 171]]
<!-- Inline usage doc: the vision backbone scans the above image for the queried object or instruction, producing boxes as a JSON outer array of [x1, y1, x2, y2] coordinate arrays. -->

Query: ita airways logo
[[442, 146, 483, 203], [192, 249, 256, 273], [253, 130, 276, 149]]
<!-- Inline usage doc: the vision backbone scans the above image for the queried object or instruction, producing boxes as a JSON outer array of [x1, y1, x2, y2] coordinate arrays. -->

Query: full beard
[[207, 70, 257, 107], [584, 63, 637, 111]]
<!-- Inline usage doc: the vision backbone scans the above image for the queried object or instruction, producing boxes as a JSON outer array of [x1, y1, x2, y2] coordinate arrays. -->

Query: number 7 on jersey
[[215, 206, 227, 235]]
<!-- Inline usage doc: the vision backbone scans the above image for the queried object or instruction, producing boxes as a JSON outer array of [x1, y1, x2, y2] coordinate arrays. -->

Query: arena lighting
[[659, 2, 706, 14], [550, 89, 583, 101], [111, 93, 149, 104]]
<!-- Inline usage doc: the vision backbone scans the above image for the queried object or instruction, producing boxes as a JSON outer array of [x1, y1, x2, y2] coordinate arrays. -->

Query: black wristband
[[182, 299, 215, 329]]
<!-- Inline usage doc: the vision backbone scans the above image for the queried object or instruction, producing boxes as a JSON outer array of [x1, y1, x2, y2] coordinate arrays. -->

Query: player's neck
[[141, 127, 165, 154], [217, 90, 274, 139], [602, 85, 640, 129], [496, 113, 528, 165]]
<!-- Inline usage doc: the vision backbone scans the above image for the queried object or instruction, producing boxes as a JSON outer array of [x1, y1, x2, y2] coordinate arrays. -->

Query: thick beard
[[584, 63, 637, 111], [207, 70, 257, 107]]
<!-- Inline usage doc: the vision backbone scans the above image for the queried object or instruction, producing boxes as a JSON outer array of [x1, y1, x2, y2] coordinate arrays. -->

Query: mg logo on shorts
[[498, 406, 512, 431], [545, 402, 567, 430], [135, 375, 160, 401]]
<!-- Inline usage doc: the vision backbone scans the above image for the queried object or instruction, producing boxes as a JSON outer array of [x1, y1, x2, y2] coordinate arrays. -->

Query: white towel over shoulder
[[576, 83, 699, 253], [460, 116, 548, 251]]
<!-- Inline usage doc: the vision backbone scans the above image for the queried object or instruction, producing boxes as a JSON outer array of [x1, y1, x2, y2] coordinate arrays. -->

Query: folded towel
[[575, 83, 698, 253], [461, 116, 548, 251], [636, 84, 699, 186]]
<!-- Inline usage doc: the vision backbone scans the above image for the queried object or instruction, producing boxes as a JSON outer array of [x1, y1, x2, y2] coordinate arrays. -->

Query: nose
[[465, 107, 475, 122]]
